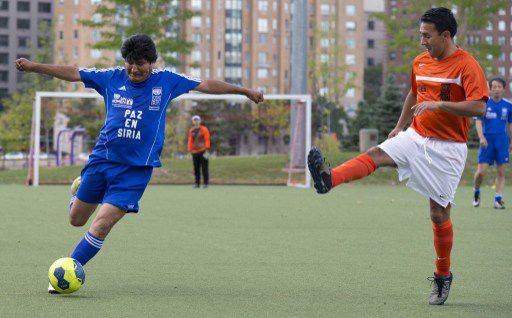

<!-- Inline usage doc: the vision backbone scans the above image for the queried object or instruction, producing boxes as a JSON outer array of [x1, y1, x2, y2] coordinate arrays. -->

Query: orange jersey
[[411, 48, 489, 142], [188, 125, 210, 153]]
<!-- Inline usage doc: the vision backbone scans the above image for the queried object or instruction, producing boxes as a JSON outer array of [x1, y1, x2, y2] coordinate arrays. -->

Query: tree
[[81, 0, 197, 67], [375, 75, 404, 143], [251, 101, 290, 155], [0, 21, 59, 152], [374, 1, 508, 74]]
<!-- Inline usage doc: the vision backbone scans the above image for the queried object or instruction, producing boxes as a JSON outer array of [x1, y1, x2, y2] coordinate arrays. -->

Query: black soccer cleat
[[428, 272, 453, 305], [473, 192, 480, 207], [307, 147, 332, 194]]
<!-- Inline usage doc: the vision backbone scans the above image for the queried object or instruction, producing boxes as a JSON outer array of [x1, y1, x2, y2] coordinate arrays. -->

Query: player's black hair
[[121, 34, 158, 64], [489, 77, 506, 89], [420, 7, 457, 38]]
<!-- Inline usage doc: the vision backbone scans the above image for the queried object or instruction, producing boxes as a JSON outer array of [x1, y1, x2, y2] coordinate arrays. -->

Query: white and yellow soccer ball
[[48, 257, 85, 294], [70, 176, 81, 195]]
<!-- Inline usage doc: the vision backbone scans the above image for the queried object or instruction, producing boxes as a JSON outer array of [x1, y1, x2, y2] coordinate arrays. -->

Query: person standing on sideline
[[473, 77, 512, 209], [188, 115, 210, 188]]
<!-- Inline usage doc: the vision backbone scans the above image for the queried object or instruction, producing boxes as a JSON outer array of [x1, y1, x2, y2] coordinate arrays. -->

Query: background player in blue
[[14, 34, 264, 293], [473, 77, 512, 209]]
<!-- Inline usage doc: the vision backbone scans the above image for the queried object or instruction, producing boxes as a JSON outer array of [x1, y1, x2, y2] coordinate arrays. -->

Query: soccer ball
[[48, 257, 85, 294], [70, 176, 81, 194]]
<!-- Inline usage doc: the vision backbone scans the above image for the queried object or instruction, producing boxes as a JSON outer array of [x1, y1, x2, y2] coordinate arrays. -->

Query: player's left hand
[[246, 89, 264, 104], [412, 101, 442, 116]]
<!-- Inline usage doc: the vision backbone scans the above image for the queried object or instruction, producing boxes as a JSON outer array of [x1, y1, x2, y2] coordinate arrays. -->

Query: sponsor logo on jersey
[[112, 93, 133, 109], [150, 87, 162, 110]]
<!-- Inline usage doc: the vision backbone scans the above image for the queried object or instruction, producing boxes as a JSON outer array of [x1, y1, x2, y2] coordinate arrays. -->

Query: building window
[[17, 1, 30, 12], [367, 58, 375, 66], [367, 39, 375, 49], [0, 1, 8, 10], [192, 33, 202, 43], [346, 88, 356, 98], [190, 67, 201, 78], [346, 4, 356, 16], [346, 38, 355, 49], [345, 54, 356, 65], [258, 19, 268, 32], [389, 52, 396, 61], [17, 19, 30, 29], [485, 36, 493, 44], [499, 36, 505, 45], [368, 20, 375, 30], [90, 49, 101, 59], [18, 36, 29, 47], [191, 50, 201, 62], [73, 13, 78, 24], [38, 2, 52, 13], [91, 29, 101, 41], [58, 14, 64, 25], [0, 53, 8, 64], [0, 17, 7, 28], [258, 0, 268, 11], [320, 4, 330, 15], [320, 54, 329, 63], [0, 70, 8, 82], [320, 38, 329, 48], [73, 47, 78, 59], [191, 0, 202, 9], [259, 33, 267, 44], [346, 21, 356, 31], [258, 52, 267, 64], [59, 31, 63, 40], [191, 16, 201, 27], [0, 34, 7, 46], [74, 30, 78, 39], [499, 21, 506, 31], [257, 68, 268, 78]]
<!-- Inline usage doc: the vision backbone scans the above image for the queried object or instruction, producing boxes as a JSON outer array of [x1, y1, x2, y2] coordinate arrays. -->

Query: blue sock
[[71, 232, 104, 266], [474, 188, 480, 195], [495, 193, 502, 202]]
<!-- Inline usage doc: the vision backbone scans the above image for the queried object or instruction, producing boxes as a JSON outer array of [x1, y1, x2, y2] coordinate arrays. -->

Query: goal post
[[31, 91, 311, 188]]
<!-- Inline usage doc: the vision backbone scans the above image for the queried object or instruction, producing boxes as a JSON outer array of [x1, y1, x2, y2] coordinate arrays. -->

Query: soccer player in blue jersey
[[15, 34, 264, 293], [473, 77, 512, 209]]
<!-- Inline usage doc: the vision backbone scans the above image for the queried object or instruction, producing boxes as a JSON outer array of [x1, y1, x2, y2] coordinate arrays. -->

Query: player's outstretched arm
[[194, 79, 264, 104], [388, 89, 417, 139], [412, 100, 486, 117], [15, 58, 81, 82]]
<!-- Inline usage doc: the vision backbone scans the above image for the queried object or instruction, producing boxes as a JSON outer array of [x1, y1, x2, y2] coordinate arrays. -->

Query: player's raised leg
[[473, 163, 488, 207], [428, 199, 453, 305], [494, 164, 506, 209], [307, 146, 394, 194]]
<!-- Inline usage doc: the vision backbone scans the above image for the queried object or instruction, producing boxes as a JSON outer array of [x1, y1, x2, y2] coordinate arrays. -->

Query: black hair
[[489, 77, 506, 89], [420, 7, 457, 38], [121, 34, 158, 63]]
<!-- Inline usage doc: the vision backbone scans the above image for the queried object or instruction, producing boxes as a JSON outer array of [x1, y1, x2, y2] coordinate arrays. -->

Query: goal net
[[29, 92, 311, 188]]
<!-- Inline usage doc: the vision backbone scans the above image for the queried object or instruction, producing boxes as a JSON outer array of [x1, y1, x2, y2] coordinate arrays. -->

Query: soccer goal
[[29, 91, 311, 188]]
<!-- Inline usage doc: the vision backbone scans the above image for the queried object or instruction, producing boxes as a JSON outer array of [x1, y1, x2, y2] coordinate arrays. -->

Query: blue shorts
[[76, 161, 153, 213], [478, 134, 510, 166]]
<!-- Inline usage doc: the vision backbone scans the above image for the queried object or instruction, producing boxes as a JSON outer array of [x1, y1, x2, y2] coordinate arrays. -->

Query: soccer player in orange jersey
[[308, 7, 488, 305]]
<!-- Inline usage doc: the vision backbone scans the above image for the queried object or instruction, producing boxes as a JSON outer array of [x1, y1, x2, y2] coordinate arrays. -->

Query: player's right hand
[[15, 58, 35, 72], [246, 89, 264, 104], [388, 127, 402, 139], [479, 137, 488, 149]]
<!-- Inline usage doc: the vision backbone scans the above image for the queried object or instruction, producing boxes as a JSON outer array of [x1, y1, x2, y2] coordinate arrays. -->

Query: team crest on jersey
[[501, 107, 508, 120], [112, 93, 133, 109], [150, 87, 162, 110]]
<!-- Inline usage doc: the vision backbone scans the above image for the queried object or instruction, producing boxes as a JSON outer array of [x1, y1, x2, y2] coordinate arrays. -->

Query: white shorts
[[378, 128, 467, 207]]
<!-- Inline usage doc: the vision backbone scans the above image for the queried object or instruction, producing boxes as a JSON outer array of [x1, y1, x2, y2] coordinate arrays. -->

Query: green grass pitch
[[0, 184, 511, 317]]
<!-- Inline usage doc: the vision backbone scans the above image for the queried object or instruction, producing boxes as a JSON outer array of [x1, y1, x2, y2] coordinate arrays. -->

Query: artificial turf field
[[0, 184, 511, 317]]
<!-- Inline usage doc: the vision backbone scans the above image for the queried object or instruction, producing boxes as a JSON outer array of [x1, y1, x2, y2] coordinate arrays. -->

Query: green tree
[[345, 99, 379, 150], [81, 0, 197, 66], [0, 21, 58, 152], [375, 75, 404, 143], [251, 101, 290, 155], [374, 1, 508, 74], [363, 65, 383, 103]]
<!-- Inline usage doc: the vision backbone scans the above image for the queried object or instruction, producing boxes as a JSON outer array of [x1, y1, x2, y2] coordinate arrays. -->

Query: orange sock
[[432, 219, 453, 277], [331, 153, 377, 187]]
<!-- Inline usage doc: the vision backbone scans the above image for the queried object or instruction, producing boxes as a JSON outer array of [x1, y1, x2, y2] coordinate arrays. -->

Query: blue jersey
[[79, 67, 201, 167], [477, 98, 512, 136]]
